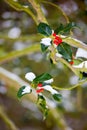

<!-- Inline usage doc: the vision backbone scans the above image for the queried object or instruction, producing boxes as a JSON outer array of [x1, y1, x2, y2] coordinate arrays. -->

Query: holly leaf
[[37, 94, 46, 108], [37, 22, 52, 36], [37, 94, 49, 120], [53, 93, 62, 102], [63, 22, 77, 33], [80, 72, 87, 79], [41, 44, 49, 52], [54, 24, 64, 34], [55, 22, 77, 34], [17, 86, 32, 98], [33, 73, 52, 83], [57, 42, 73, 61]]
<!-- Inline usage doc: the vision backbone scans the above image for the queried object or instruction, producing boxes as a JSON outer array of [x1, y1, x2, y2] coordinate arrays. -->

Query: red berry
[[53, 39, 58, 45], [52, 33, 56, 37], [55, 36, 60, 40], [53, 37, 62, 45], [36, 88, 44, 93], [69, 61, 74, 65], [56, 37, 62, 43], [37, 83, 43, 87]]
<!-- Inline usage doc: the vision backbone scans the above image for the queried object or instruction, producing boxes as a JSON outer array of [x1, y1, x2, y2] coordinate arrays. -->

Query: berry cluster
[[53, 33, 62, 45], [36, 83, 44, 93]]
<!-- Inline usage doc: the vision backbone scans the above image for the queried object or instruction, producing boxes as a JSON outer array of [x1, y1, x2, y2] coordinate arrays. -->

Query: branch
[[0, 34, 42, 42], [0, 44, 40, 64], [53, 78, 87, 90], [0, 106, 18, 130], [76, 86, 83, 111], [56, 57, 79, 76], [28, 0, 47, 24], [4, 0, 38, 24]]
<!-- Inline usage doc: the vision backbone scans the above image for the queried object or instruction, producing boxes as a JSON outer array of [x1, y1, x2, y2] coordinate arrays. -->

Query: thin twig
[[53, 78, 87, 90], [41, 0, 69, 23]]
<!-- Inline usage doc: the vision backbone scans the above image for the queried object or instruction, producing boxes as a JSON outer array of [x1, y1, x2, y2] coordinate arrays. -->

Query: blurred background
[[0, 0, 87, 130]]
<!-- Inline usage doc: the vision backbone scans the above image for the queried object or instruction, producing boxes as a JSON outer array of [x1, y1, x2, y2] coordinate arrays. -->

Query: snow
[[25, 72, 36, 82]]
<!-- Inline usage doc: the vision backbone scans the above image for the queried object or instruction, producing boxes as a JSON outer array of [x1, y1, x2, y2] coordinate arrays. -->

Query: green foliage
[[37, 94, 49, 120], [17, 71, 62, 119], [41, 44, 49, 52], [17, 86, 26, 98], [53, 93, 62, 102], [33, 73, 52, 83], [37, 23, 52, 36], [37, 22, 75, 63], [80, 72, 87, 79], [57, 42, 73, 62], [17, 86, 32, 98], [73, 59, 83, 65], [55, 22, 77, 34]]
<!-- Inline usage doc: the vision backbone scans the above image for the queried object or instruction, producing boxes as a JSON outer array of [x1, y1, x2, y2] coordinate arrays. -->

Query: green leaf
[[17, 86, 32, 98], [54, 24, 64, 34], [57, 42, 73, 61], [64, 22, 77, 33], [42, 106, 49, 120], [73, 59, 83, 65], [37, 94, 46, 106], [33, 73, 52, 83], [63, 37, 87, 51], [55, 22, 77, 34], [80, 72, 87, 79], [41, 44, 48, 52], [37, 94, 49, 120], [37, 22, 52, 36], [53, 93, 62, 102]]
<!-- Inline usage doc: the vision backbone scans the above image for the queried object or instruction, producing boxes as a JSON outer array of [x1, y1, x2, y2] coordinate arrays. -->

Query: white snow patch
[[76, 48, 87, 59], [44, 78, 53, 84], [41, 38, 51, 46], [25, 72, 36, 82], [22, 86, 31, 95], [56, 53, 62, 58], [44, 85, 58, 94]]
